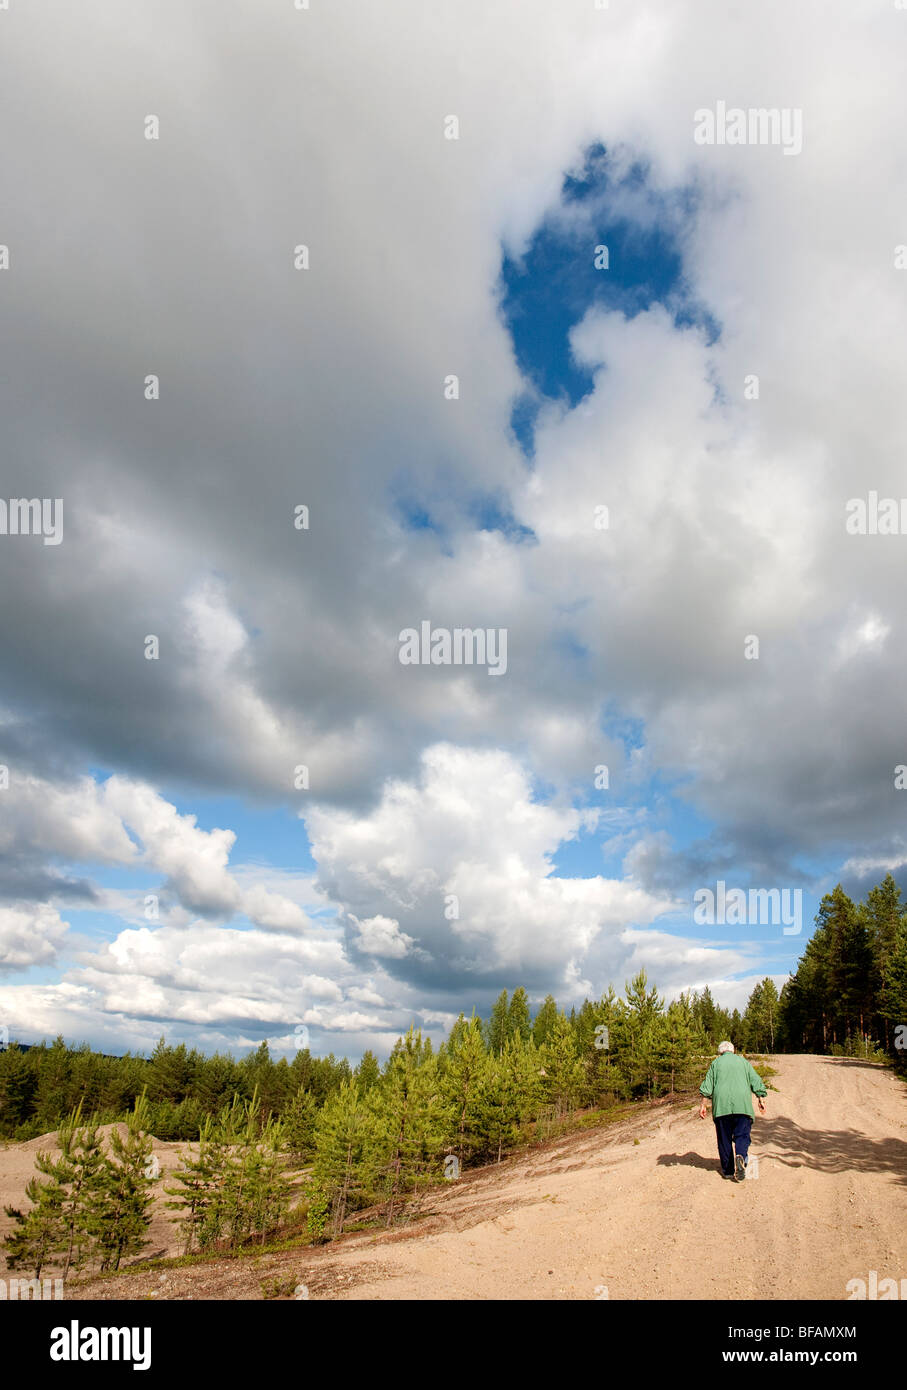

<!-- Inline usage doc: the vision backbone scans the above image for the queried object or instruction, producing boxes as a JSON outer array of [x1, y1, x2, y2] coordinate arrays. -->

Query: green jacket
[[699, 1052, 767, 1119]]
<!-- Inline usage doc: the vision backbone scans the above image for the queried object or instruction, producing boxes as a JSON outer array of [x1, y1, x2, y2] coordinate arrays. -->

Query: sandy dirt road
[[329, 1054, 907, 1300], [61, 1054, 907, 1300]]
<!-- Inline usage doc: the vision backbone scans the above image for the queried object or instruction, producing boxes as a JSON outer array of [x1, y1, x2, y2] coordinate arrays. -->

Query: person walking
[[698, 1041, 767, 1181]]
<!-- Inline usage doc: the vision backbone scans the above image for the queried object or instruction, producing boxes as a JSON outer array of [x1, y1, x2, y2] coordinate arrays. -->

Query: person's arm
[[746, 1058, 767, 1111], [698, 1062, 714, 1118]]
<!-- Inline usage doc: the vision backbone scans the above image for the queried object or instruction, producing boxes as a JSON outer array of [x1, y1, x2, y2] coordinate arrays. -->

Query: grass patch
[[67, 1222, 318, 1287]]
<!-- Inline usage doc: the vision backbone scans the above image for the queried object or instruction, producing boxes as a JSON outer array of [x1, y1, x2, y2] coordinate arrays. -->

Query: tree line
[[1, 972, 750, 1146], [779, 875, 907, 1057], [0, 1034, 353, 1143]]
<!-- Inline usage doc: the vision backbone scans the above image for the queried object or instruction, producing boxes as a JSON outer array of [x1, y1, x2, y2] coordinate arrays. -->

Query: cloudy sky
[[1, 0, 905, 1061]]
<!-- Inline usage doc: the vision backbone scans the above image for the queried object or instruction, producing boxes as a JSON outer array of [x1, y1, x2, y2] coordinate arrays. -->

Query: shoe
[[722, 1172, 735, 1179], [735, 1154, 747, 1182]]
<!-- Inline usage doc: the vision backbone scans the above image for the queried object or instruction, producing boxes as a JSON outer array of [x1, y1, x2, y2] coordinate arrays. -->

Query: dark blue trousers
[[714, 1113, 752, 1175]]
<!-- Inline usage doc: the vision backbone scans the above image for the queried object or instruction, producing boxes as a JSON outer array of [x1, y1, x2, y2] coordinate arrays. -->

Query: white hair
[[717, 1041, 735, 1054]]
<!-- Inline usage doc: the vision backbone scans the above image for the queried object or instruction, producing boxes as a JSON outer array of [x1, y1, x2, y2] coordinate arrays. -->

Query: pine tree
[[69, 1042, 104, 1116], [224, 1107, 289, 1248], [87, 1095, 155, 1271], [239, 1041, 280, 1113], [777, 878, 903, 1055], [539, 1012, 585, 1117], [513, 1033, 545, 1124], [729, 1008, 744, 1050], [880, 919, 907, 1061], [165, 1114, 232, 1254], [148, 1039, 193, 1104], [623, 971, 665, 1097], [310, 1079, 377, 1237], [2, 1107, 109, 1278], [693, 986, 719, 1046], [57, 1111, 105, 1276], [571, 1000, 597, 1056], [487, 990, 510, 1056], [0, 1044, 36, 1134], [743, 981, 765, 1051], [508, 987, 531, 1043], [829, 889, 874, 1044], [659, 999, 698, 1094], [372, 1027, 445, 1225], [780, 918, 832, 1051], [354, 1050, 381, 1092], [166, 1089, 292, 1253], [475, 1036, 542, 1161], [865, 875, 903, 975], [532, 994, 559, 1048], [283, 1085, 318, 1161], [744, 978, 780, 1052], [193, 1052, 241, 1112], [585, 986, 627, 1102], [34, 1036, 73, 1128], [3, 1164, 66, 1278], [440, 1014, 488, 1163]]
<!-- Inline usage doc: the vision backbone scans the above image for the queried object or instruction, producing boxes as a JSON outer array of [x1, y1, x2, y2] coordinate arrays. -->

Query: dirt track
[[311, 1054, 907, 1300], [22, 1054, 907, 1301]]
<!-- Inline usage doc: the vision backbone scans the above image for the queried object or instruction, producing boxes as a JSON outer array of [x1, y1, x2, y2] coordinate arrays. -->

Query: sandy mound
[[16, 1122, 182, 1156], [0, 1125, 192, 1268]]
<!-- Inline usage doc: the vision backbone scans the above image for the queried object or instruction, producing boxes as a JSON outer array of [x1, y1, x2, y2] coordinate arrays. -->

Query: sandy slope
[[12, 1055, 907, 1301], [336, 1054, 907, 1300], [0, 1124, 188, 1262]]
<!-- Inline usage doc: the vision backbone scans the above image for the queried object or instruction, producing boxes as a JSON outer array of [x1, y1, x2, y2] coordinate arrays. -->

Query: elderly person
[[698, 1041, 767, 1181]]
